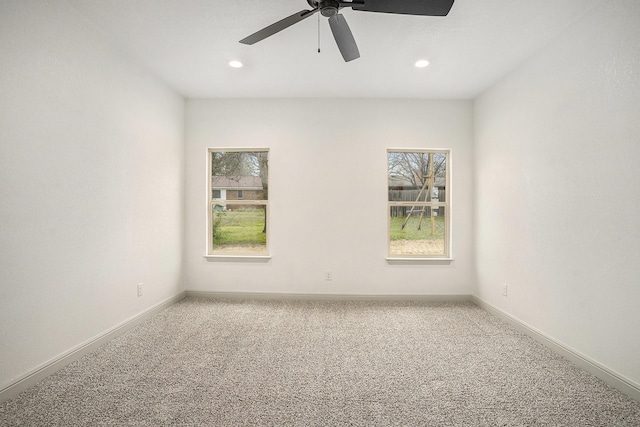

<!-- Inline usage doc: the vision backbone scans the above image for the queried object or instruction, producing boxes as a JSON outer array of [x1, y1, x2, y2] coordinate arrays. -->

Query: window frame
[[386, 148, 452, 260], [206, 148, 270, 258]]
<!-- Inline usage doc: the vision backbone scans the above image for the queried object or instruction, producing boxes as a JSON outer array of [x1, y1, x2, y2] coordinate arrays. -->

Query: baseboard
[[471, 296, 640, 403], [0, 291, 187, 404], [186, 290, 472, 302]]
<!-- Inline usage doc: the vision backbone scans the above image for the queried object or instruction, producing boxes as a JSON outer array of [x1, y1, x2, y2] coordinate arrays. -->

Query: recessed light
[[415, 59, 430, 68], [228, 60, 243, 68]]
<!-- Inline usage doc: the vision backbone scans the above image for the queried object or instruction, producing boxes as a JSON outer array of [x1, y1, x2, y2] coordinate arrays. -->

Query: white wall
[[474, 0, 640, 387], [0, 1, 184, 390], [185, 99, 474, 295]]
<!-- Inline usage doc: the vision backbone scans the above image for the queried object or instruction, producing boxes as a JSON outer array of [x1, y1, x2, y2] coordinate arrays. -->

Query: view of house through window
[[208, 149, 269, 256], [388, 149, 450, 258]]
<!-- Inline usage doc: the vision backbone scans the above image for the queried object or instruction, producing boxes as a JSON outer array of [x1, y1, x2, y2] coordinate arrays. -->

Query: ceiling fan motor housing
[[309, 0, 340, 17]]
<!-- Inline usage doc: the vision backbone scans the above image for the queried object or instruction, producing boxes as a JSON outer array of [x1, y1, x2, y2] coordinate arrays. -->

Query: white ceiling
[[66, 0, 600, 99]]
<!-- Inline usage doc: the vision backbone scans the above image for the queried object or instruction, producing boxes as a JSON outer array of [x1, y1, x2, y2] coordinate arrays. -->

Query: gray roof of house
[[212, 176, 263, 189]]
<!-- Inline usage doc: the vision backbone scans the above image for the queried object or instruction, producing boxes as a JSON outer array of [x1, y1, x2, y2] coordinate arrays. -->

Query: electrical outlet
[[137, 283, 144, 297], [324, 271, 333, 281], [503, 284, 508, 297]]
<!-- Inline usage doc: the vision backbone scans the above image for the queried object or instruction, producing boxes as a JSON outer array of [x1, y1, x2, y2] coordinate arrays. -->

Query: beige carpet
[[1, 298, 639, 426]]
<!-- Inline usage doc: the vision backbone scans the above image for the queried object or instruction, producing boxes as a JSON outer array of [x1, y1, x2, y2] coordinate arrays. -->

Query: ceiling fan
[[240, 0, 455, 62]]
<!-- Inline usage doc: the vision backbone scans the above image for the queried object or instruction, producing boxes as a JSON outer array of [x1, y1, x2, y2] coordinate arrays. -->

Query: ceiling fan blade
[[328, 14, 360, 62], [351, 0, 454, 16], [240, 9, 318, 45]]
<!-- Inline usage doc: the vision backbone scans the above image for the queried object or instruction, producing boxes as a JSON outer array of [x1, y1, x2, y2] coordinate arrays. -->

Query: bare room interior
[[1, 0, 639, 424]]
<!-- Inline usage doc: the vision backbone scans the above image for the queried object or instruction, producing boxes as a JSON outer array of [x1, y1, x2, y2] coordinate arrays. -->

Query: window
[[207, 149, 269, 256], [387, 149, 450, 258]]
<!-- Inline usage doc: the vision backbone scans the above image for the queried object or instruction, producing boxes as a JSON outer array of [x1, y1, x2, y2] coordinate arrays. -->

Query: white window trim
[[386, 148, 453, 261], [205, 148, 270, 259]]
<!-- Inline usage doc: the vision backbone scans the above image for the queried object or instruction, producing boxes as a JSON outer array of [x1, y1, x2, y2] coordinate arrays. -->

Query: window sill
[[386, 257, 454, 264], [204, 255, 271, 262]]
